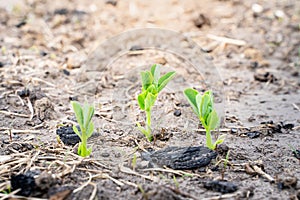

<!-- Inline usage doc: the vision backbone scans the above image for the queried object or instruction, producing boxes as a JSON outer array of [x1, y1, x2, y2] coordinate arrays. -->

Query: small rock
[[230, 128, 238, 134], [129, 45, 144, 51], [292, 150, 300, 160], [274, 10, 285, 19], [204, 180, 238, 194], [11, 172, 38, 196], [282, 123, 294, 130], [194, 13, 210, 28], [105, 0, 117, 6], [252, 3, 264, 17], [155, 57, 167, 65], [101, 152, 110, 157], [277, 176, 297, 189], [40, 51, 48, 56], [15, 20, 26, 28], [247, 131, 260, 139], [62, 69, 70, 76], [17, 88, 30, 97], [54, 8, 68, 15], [254, 71, 277, 83], [56, 126, 80, 146], [173, 109, 181, 117]]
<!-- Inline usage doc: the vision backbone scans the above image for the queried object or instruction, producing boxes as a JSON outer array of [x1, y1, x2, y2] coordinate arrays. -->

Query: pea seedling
[[137, 64, 176, 141], [184, 89, 225, 150], [71, 101, 95, 157]]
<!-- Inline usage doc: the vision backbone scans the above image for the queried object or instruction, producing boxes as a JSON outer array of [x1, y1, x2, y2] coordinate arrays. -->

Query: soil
[[0, 0, 300, 199]]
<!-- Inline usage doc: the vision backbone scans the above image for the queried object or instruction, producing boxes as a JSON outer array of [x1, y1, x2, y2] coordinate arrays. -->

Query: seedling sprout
[[137, 64, 176, 141], [184, 89, 225, 150], [71, 101, 95, 157]]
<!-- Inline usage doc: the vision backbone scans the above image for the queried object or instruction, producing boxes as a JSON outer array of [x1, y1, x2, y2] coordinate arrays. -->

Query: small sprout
[[184, 89, 225, 150], [71, 101, 95, 157], [173, 175, 179, 189], [137, 64, 176, 141], [132, 154, 137, 171]]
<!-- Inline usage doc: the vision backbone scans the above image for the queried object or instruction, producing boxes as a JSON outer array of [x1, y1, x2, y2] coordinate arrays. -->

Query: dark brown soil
[[0, 0, 299, 199]]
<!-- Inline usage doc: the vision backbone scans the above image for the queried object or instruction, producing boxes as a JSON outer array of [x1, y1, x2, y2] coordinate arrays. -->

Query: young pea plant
[[137, 64, 176, 141], [183, 89, 225, 150], [71, 101, 95, 157]]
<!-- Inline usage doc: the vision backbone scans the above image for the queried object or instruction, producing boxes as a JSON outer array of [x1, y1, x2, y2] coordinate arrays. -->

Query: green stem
[[146, 110, 152, 141], [206, 129, 214, 150], [80, 128, 88, 157]]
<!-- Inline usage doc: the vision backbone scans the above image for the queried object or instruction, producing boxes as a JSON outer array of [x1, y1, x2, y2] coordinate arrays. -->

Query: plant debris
[[203, 180, 238, 194], [142, 146, 217, 170]]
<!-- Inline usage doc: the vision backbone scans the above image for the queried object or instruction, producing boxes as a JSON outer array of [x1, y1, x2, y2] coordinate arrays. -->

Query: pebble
[[173, 109, 181, 117], [252, 4, 263, 14]]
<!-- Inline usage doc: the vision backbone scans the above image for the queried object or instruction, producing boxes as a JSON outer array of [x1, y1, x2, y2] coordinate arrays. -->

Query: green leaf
[[71, 101, 84, 127], [183, 88, 199, 116], [86, 121, 94, 138], [207, 110, 219, 130], [200, 93, 210, 119], [157, 71, 176, 92], [213, 135, 226, 149], [137, 91, 147, 110], [144, 92, 157, 111], [83, 102, 94, 128], [150, 64, 160, 86], [146, 84, 157, 95], [72, 125, 82, 140], [141, 71, 153, 90], [195, 93, 202, 118]]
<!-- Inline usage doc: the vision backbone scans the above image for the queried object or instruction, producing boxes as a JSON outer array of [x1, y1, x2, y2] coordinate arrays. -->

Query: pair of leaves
[[137, 87, 158, 112], [71, 101, 95, 157], [184, 89, 223, 150], [183, 89, 219, 131], [138, 64, 176, 111]]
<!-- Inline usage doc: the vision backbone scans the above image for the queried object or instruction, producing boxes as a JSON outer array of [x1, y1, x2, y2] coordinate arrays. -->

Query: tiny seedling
[[184, 89, 225, 150], [173, 175, 179, 189], [71, 101, 95, 157], [137, 64, 176, 141]]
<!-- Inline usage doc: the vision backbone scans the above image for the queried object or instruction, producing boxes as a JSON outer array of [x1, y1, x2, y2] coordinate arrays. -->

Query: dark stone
[[129, 45, 144, 51], [282, 123, 294, 130], [69, 96, 78, 101], [254, 71, 277, 83], [230, 128, 238, 134], [40, 51, 48, 56], [261, 120, 273, 124], [15, 20, 26, 28], [17, 88, 30, 97], [142, 146, 217, 170], [247, 131, 260, 139], [62, 69, 70, 76], [105, 0, 118, 6], [56, 126, 80, 145], [293, 149, 300, 160], [54, 8, 68, 15], [0, 61, 4, 68], [277, 176, 297, 190], [249, 61, 259, 69], [173, 109, 181, 117], [11, 172, 38, 196], [194, 13, 210, 28], [203, 180, 238, 194]]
